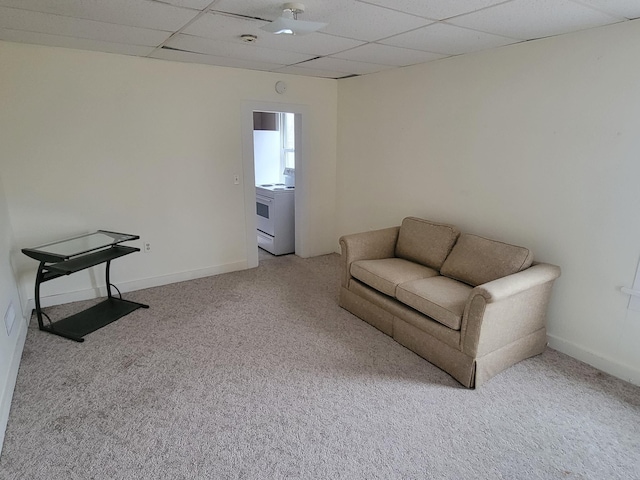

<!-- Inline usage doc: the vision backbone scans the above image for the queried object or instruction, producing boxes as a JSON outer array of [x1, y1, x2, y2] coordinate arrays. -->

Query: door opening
[[241, 101, 307, 268], [254, 111, 296, 261]]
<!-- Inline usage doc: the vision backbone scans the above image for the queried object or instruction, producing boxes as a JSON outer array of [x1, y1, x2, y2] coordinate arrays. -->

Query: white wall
[[0, 174, 28, 455], [0, 41, 337, 309], [336, 19, 640, 385]]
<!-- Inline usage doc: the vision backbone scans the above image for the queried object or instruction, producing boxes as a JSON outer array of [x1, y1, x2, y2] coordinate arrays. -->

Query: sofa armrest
[[470, 263, 561, 303], [461, 263, 561, 356], [339, 226, 400, 287]]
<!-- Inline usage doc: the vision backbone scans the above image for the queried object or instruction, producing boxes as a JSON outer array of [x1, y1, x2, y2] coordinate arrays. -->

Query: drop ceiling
[[0, 0, 638, 79]]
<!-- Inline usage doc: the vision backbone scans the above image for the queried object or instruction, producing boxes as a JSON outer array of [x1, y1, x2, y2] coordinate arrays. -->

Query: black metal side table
[[22, 230, 149, 342]]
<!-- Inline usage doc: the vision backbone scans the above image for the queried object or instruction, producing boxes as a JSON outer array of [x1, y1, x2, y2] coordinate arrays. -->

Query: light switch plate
[[4, 301, 16, 336], [626, 258, 640, 312]]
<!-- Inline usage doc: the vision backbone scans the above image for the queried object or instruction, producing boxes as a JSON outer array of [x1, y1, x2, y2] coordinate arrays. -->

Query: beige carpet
[[1, 253, 639, 479]]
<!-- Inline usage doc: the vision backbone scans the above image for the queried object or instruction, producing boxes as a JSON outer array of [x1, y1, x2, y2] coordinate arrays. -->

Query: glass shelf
[[22, 230, 139, 263]]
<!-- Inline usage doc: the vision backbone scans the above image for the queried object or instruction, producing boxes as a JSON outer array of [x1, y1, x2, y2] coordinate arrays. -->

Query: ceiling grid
[[0, 0, 637, 78]]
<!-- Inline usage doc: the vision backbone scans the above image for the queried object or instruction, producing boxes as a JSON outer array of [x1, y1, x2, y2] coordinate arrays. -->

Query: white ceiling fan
[[260, 2, 328, 36]]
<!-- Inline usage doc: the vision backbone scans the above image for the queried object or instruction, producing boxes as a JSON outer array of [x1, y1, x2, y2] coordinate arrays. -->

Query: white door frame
[[241, 101, 309, 268]]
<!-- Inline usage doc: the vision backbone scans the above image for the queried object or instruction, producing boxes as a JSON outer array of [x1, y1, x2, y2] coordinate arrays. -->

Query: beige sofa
[[339, 217, 561, 388]]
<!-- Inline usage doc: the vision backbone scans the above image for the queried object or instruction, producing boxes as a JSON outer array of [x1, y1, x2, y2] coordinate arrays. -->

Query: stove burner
[[257, 183, 294, 191]]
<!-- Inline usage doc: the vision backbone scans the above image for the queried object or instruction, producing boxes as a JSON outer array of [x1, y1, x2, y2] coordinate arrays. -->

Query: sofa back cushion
[[440, 233, 533, 286], [395, 217, 460, 270]]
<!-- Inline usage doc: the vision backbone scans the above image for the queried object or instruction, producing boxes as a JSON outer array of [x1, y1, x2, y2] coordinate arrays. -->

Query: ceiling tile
[[0, 27, 156, 56], [0, 0, 200, 31], [249, 32, 365, 57], [0, 6, 171, 46], [151, 48, 285, 71], [151, 0, 212, 10], [314, 2, 432, 42], [184, 12, 365, 56], [211, 0, 300, 21], [381, 22, 520, 55], [165, 34, 315, 65], [183, 10, 268, 38], [574, 0, 640, 19], [296, 57, 395, 75], [274, 65, 349, 79], [213, 0, 432, 42], [449, 0, 624, 40], [332, 43, 445, 66], [357, 0, 508, 20]]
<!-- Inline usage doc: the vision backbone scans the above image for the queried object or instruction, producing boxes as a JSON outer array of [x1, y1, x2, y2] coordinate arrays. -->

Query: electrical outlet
[[144, 242, 152, 253], [4, 301, 16, 336], [234, 174, 240, 185]]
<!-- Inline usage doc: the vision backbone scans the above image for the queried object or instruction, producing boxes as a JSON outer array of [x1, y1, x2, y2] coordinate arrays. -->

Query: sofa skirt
[[339, 286, 546, 388]]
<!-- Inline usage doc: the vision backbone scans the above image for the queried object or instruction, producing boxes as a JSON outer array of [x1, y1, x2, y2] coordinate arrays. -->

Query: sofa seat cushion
[[395, 217, 460, 270], [396, 276, 473, 330], [351, 258, 439, 297], [440, 234, 534, 287]]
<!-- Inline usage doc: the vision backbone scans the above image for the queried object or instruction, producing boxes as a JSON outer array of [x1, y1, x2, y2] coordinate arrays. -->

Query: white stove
[[256, 183, 295, 192], [256, 184, 295, 255]]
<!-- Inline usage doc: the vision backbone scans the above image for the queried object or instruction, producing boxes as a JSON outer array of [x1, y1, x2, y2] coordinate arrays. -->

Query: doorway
[[241, 101, 308, 268], [254, 111, 295, 261]]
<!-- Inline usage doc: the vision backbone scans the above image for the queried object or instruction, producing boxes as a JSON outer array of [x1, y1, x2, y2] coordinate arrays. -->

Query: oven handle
[[256, 195, 273, 203]]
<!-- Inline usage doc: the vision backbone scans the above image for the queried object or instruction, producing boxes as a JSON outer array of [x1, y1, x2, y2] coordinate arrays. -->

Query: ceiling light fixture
[[260, 2, 327, 36]]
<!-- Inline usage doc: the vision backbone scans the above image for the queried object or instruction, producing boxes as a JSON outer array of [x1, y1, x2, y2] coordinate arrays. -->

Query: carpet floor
[[1, 253, 639, 480]]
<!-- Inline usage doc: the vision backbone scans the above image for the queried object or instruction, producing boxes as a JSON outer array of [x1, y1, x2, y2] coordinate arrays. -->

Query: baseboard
[[547, 334, 640, 387], [0, 316, 28, 456], [25, 260, 249, 311]]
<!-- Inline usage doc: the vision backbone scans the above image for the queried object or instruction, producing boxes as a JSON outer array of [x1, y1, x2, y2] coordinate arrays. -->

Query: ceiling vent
[[240, 34, 258, 43]]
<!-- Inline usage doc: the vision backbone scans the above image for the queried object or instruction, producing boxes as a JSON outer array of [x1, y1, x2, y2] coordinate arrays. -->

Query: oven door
[[256, 194, 274, 236]]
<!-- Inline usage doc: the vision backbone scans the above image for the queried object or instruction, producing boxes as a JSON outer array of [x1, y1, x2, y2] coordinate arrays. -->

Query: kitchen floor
[[258, 247, 276, 262]]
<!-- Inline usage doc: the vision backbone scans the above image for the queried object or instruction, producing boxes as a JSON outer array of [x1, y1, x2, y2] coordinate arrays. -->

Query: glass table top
[[23, 231, 138, 262]]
